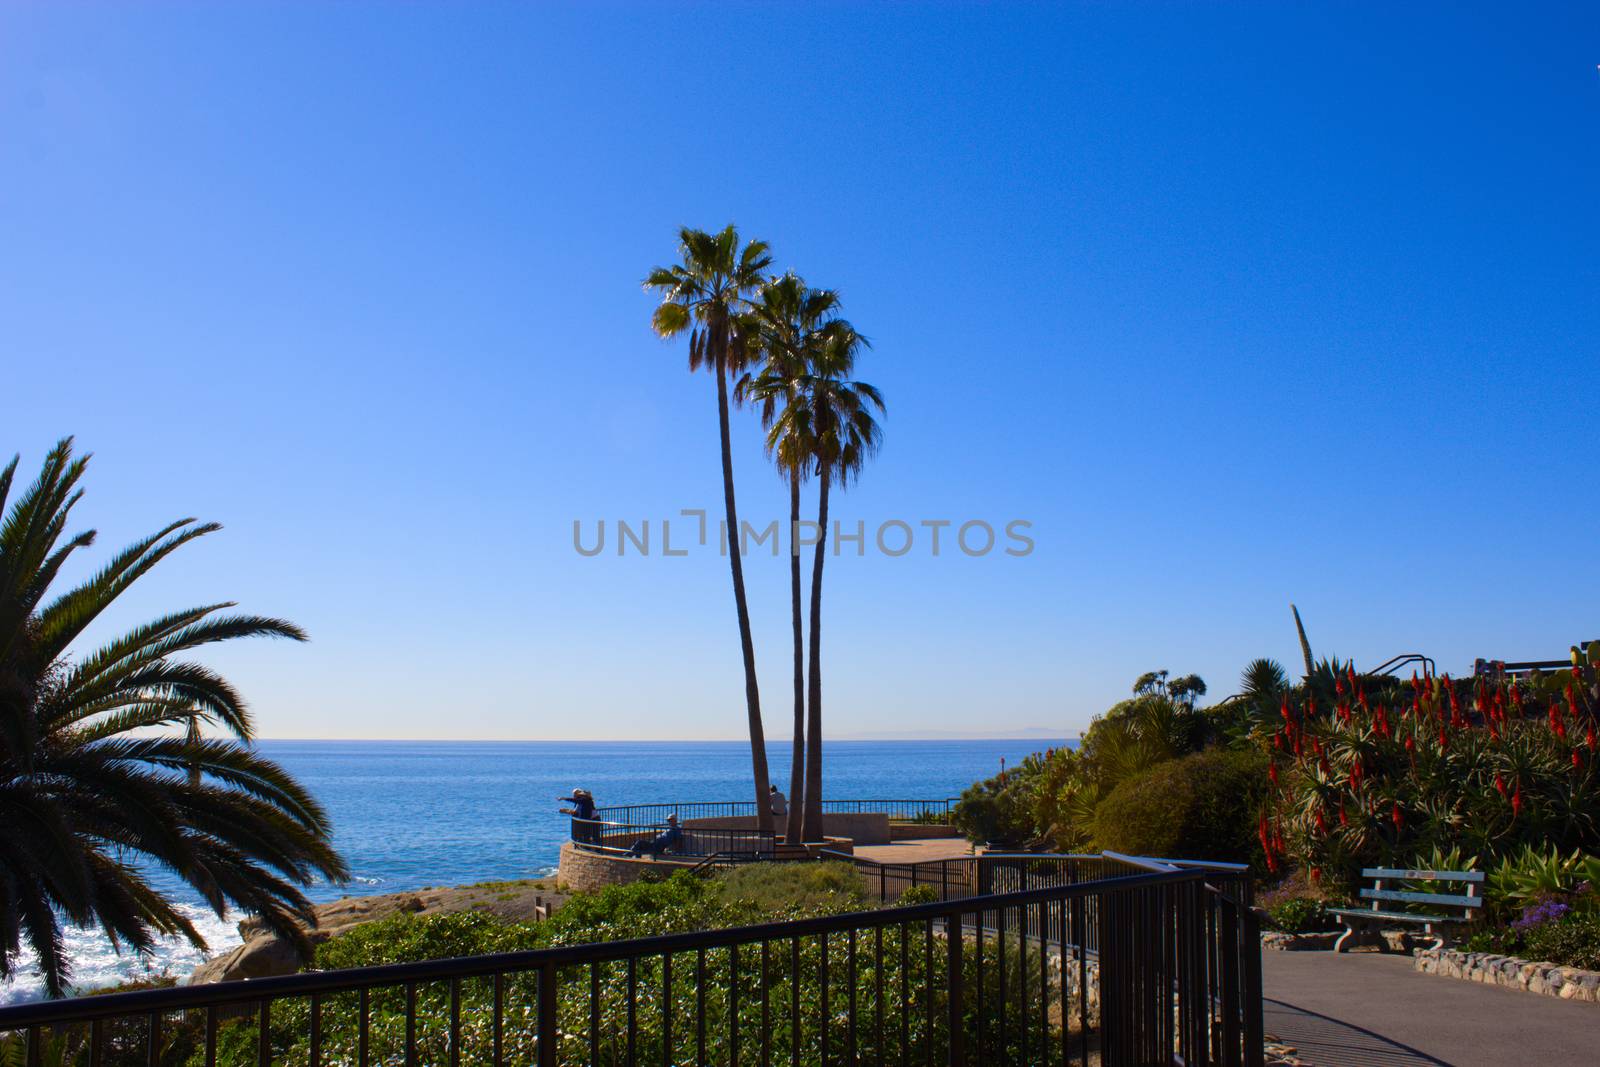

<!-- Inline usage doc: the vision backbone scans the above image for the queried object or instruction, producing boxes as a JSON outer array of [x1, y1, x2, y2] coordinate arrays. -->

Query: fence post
[[1241, 904, 1265, 1067], [946, 912, 964, 1066]]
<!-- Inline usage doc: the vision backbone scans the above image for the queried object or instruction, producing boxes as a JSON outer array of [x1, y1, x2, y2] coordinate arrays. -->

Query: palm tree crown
[[774, 325, 885, 487], [645, 225, 773, 375], [0, 439, 347, 996]]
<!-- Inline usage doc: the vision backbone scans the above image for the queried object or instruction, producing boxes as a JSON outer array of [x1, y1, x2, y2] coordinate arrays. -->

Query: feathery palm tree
[[766, 327, 883, 841], [0, 439, 347, 996], [740, 274, 847, 844], [644, 226, 777, 834]]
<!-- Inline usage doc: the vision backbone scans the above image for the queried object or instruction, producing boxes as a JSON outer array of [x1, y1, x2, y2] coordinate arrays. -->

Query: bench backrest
[[1359, 867, 1483, 916]]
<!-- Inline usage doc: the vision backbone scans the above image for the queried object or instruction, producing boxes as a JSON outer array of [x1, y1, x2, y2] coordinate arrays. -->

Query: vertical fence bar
[[537, 962, 557, 1067], [695, 948, 705, 1067], [256, 1000, 269, 1067], [310, 993, 323, 1067], [946, 910, 964, 1067], [404, 984, 416, 1067], [662, 953, 673, 1067]]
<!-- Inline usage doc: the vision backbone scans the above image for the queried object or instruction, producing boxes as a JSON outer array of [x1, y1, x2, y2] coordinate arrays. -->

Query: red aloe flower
[[1494, 771, 1507, 797], [1269, 763, 1279, 787], [1391, 802, 1404, 830], [1573, 750, 1583, 770], [1338, 800, 1348, 826], [1512, 785, 1523, 817], [1587, 724, 1596, 751]]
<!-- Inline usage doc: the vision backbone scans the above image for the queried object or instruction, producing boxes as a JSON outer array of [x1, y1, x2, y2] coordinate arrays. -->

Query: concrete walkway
[[1262, 951, 1595, 1066], [852, 837, 975, 862]]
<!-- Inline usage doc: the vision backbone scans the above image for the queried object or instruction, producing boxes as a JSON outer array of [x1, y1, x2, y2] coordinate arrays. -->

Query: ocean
[[2, 738, 1062, 1004]]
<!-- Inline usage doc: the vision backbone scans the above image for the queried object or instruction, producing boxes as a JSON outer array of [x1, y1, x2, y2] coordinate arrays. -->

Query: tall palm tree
[[740, 274, 846, 844], [645, 226, 777, 834], [767, 328, 883, 841], [0, 439, 347, 996]]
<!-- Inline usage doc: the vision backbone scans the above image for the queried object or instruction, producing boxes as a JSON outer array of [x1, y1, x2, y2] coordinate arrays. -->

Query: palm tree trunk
[[715, 362, 773, 835], [801, 469, 830, 842], [785, 474, 806, 844]]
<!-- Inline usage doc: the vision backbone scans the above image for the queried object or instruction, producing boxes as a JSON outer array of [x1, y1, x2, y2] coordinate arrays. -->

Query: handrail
[[0, 868, 1203, 1028]]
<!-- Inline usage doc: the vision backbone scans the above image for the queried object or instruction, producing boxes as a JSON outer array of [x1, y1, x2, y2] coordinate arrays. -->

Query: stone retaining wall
[[557, 841, 702, 892], [1414, 947, 1600, 1003]]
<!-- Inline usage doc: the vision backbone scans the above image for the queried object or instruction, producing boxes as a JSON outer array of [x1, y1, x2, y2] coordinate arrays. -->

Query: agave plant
[[0, 439, 346, 996]]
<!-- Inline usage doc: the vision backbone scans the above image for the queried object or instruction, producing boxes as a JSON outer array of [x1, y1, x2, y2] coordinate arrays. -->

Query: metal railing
[[569, 799, 957, 858], [584, 798, 955, 828], [569, 819, 776, 860], [0, 864, 1263, 1067]]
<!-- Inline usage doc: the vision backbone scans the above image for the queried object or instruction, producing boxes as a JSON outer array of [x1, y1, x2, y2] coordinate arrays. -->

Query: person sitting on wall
[[627, 813, 683, 858], [769, 785, 788, 818]]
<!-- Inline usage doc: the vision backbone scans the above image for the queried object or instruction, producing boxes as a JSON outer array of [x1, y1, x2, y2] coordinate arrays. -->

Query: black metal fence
[[0, 865, 1262, 1067], [584, 799, 955, 828], [569, 819, 776, 859], [569, 799, 956, 860]]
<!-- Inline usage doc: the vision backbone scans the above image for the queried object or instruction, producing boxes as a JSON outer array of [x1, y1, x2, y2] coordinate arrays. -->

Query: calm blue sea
[[3, 738, 1061, 1003]]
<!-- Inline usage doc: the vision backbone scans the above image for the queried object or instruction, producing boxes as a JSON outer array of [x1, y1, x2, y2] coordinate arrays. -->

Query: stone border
[[1414, 947, 1600, 1003]]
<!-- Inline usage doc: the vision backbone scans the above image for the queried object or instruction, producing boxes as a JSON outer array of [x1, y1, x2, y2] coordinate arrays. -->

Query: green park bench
[[1329, 867, 1484, 952]]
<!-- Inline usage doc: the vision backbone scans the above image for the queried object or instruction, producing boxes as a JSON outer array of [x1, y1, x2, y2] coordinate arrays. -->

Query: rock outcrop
[[188, 880, 563, 986]]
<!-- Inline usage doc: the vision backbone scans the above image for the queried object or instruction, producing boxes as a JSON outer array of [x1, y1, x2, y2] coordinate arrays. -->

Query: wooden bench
[[1329, 867, 1483, 952]]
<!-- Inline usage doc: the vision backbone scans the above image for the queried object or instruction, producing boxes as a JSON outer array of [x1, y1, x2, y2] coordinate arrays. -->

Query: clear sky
[[2, 3, 1597, 740]]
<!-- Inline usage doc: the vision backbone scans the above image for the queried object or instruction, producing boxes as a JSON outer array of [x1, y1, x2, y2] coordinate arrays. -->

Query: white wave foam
[[0, 905, 243, 1006]]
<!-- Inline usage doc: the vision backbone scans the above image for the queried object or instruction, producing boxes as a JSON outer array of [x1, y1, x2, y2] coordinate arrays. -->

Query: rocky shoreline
[[188, 879, 565, 986]]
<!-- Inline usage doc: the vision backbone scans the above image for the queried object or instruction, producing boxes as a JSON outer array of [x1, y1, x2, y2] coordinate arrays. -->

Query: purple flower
[[1512, 900, 1571, 932]]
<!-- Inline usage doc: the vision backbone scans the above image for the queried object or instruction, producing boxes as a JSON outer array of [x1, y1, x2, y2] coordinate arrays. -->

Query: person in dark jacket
[[559, 788, 597, 844], [558, 788, 596, 820]]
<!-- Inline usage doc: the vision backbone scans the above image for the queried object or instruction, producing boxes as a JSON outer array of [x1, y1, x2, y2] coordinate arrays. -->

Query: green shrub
[[1090, 748, 1268, 867], [316, 910, 541, 971], [711, 860, 870, 914], [951, 771, 1036, 848], [1264, 898, 1332, 933], [897, 885, 940, 905], [1485, 845, 1600, 919], [1519, 912, 1600, 970]]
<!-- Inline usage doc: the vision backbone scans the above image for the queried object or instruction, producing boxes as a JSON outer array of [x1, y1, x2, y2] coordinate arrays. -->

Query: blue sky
[[2, 3, 1597, 740]]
